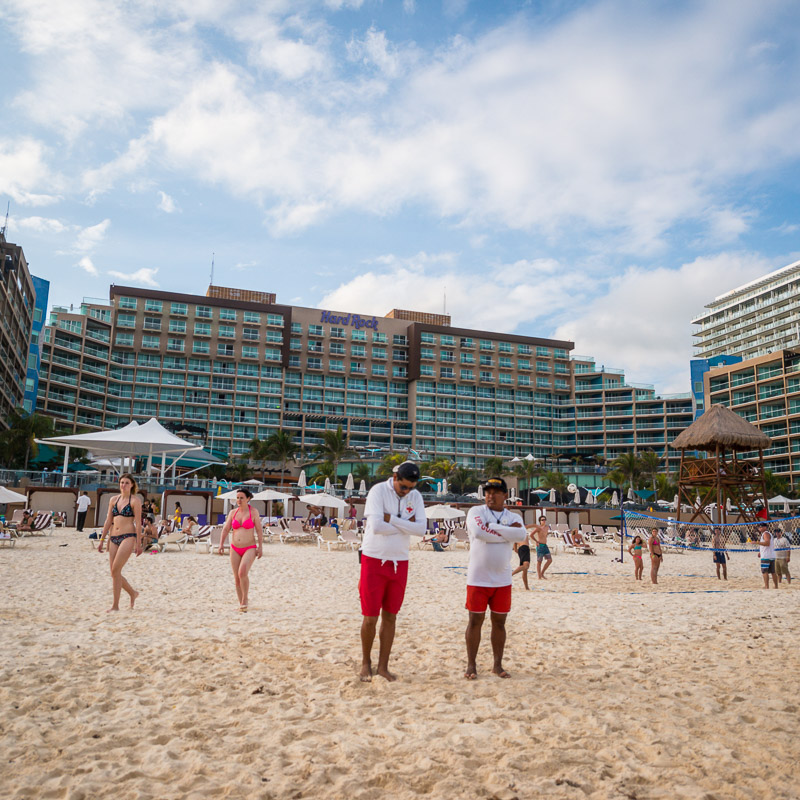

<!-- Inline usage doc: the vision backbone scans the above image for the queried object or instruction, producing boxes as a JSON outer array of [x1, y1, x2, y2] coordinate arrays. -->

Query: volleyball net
[[621, 510, 797, 553]]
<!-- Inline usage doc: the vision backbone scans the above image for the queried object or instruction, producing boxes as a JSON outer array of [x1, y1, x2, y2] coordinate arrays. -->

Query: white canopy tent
[[38, 418, 224, 486]]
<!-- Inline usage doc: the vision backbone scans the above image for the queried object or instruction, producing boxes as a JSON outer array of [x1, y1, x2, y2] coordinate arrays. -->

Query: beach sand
[[1, 531, 798, 799]]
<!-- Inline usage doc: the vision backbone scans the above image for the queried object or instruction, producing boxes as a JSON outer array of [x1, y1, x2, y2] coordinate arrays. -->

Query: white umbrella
[[324, 477, 332, 494], [586, 490, 595, 506], [252, 488, 291, 522], [298, 492, 347, 511], [477, 484, 484, 499], [345, 473, 354, 492], [627, 486, 634, 501], [359, 479, 367, 496], [673, 494, 679, 508], [424, 504, 466, 520], [442, 478, 448, 495], [726, 497, 732, 513], [242, 479, 262, 486], [297, 470, 307, 489], [510, 457, 520, 463], [611, 491, 619, 506], [549, 488, 556, 504], [0, 486, 27, 505], [525, 453, 535, 461], [436, 481, 443, 497]]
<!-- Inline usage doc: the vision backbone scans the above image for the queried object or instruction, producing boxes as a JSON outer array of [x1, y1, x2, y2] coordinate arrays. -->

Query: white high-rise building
[[693, 259, 800, 360]]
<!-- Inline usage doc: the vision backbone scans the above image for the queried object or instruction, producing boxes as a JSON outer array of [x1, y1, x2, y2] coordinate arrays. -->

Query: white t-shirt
[[76, 495, 91, 512], [759, 531, 776, 559], [466, 505, 526, 587], [360, 478, 427, 562], [774, 535, 790, 560]]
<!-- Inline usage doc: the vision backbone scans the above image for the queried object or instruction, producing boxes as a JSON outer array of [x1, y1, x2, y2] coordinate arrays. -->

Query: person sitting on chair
[[570, 528, 595, 554]]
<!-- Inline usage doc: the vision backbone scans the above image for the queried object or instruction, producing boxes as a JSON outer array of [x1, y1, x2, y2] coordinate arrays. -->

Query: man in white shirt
[[465, 477, 526, 680], [774, 528, 791, 585], [75, 492, 92, 532], [359, 461, 426, 682]]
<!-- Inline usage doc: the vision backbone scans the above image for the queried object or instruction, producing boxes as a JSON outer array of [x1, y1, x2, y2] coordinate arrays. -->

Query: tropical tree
[[638, 450, 662, 495], [538, 470, 567, 492], [0, 408, 55, 470], [312, 425, 359, 483], [311, 461, 336, 483], [426, 458, 456, 479], [248, 436, 269, 481], [264, 430, 299, 488], [763, 469, 789, 498], [483, 457, 506, 479], [226, 458, 251, 482], [655, 472, 678, 501], [352, 463, 372, 486], [376, 453, 407, 479], [611, 453, 640, 497], [513, 459, 541, 501], [450, 465, 478, 494]]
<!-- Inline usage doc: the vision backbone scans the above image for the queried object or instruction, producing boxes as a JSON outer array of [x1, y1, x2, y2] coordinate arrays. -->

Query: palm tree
[[539, 470, 567, 492], [264, 430, 299, 489], [638, 450, 662, 496], [376, 453, 407, 479], [483, 457, 506, 479], [655, 472, 677, 501], [513, 459, 541, 503], [450, 465, 478, 494], [311, 461, 336, 483], [312, 425, 359, 483], [352, 463, 372, 486], [427, 458, 456, 479], [227, 458, 251, 482], [0, 408, 55, 470], [611, 452, 640, 498], [248, 436, 269, 481]]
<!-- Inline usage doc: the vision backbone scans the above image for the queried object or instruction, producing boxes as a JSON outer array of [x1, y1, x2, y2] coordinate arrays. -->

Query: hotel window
[[479, 339, 493, 350], [554, 348, 569, 359], [188, 358, 211, 373], [330, 359, 344, 372], [372, 346, 386, 359], [392, 349, 408, 362], [170, 302, 188, 316], [330, 342, 345, 355], [115, 332, 134, 347], [420, 332, 435, 344], [242, 345, 258, 359], [309, 324, 324, 337], [393, 334, 408, 346], [440, 367, 455, 379], [499, 373, 513, 385], [420, 364, 435, 377], [330, 327, 345, 339], [266, 313, 283, 327], [218, 343, 235, 357], [518, 358, 530, 370], [372, 364, 387, 376], [518, 375, 531, 386], [219, 308, 237, 321], [167, 338, 185, 352], [265, 331, 282, 344], [143, 316, 161, 331], [480, 370, 493, 382], [536, 347, 550, 357], [499, 356, 512, 369], [351, 344, 367, 358], [440, 351, 455, 362], [460, 369, 474, 380], [460, 337, 474, 348], [393, 366, 408, 378], [461, 352, 475, 364], [288, 356, 301, 368], [537, 378, 551, 388], [196, 305, 212, 319], [144, 300, 163, 313], [480, 355, 493, 367], [421, 347, 435, 360], [373, 332, 387, 343], [219, 325, 235, 338], [243, 311, 261, 324], [242, 327, 259, 341], [536, 360, 551, 372], [142, 334, 160, 349], [264, 348, 282, 361], [291, 322, 302, 334], [193, 340, 210, 354], [498, 342, 512, 353], [119, 296, 137, 310], [351, 361, 366, 374], [440, 335, 455, 347], [518, 344, 531, 355], [308, 340, 324, 353], [290, 338, 302, 350], [168, 319, 186, 334], [351, 329, 367, 342], [117, 313, 136, 328]]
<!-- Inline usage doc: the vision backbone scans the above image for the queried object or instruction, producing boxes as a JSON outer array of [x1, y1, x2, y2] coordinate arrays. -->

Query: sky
[[2, 0, 800, 393]]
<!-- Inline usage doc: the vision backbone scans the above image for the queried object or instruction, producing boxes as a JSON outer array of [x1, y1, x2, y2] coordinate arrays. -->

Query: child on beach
[[627, 535, 644, 580]]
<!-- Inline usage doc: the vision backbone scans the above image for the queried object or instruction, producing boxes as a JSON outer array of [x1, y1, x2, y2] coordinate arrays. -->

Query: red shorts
[[465, 584, 512, 614], [359, 555, 409, 617]]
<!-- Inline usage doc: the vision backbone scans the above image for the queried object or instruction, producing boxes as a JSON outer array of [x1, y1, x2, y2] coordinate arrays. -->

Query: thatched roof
[[672, 404, 770, 451]]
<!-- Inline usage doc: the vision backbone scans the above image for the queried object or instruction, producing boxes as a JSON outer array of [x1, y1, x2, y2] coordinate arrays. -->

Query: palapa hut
[[671, 404, 770, 523]]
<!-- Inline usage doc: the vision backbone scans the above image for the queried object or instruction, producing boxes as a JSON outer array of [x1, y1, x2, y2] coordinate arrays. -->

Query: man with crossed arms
[[465, 477, 527, 679], [359, 461, 426, 682]]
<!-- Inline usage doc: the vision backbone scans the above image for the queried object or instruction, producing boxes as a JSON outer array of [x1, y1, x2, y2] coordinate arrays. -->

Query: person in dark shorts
[[512, 534, 532, 589], [712, 527, 727, 580], [530, 516, 552, 580]]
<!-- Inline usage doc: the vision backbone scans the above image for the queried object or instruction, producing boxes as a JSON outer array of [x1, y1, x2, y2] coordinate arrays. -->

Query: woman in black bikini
[[99, 473, 143, 611]]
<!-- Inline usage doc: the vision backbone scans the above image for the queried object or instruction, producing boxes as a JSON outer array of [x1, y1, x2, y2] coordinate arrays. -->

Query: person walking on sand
[[530, 515, 552, 580], [464, 478, 526, 680], [218, 488, 263, 611], [648, 528, 663, 584], [627, 534, 645, 581], [774, 527, 791, 585], [712, 527, 727, 581], [75, 491, 91, 532], [511, 531, 532, 589], [98, 473, 142, 611], [753, 522, 778, 589], [358, 461, 426, 682]]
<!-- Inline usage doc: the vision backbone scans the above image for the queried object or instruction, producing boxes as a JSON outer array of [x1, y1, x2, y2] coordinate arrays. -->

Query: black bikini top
[[111, 498, 135, 517]]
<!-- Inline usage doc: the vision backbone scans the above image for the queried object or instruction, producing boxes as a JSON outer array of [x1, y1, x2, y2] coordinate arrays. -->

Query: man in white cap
[[358, 460, 426, 681], [464, 477, 526, 679]]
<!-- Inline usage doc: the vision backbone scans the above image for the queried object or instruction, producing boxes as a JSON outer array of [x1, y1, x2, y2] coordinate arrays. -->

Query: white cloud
[[77, 256, 98, 276], [108, 267, 159, 287], [347, 27, 416, 79], [72, 219, 111, 254], [14, 216, 69, 234], [157, 191, 177, 213], [0, 138, 60, 205], [403, 0, 416, 14], [319, 251, 577, 333], [553, 252, 777, 393]]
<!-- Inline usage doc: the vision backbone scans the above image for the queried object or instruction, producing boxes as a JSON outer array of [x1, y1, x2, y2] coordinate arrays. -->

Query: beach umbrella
[[345, 473, 354, 493], [611, 491, 619, 506], [298, 492, 347, 512], [726, 497, 732, 513], [242, 479, 262, 486], [297, 470, 306, 490], [436, 481, 443, 497], [252, 488, 292, 521], [549, 488, 556, 504], [477, 484, 484, 499], [424, 504, 466, 520], [627, 486, 634, 501], [586, 490, 595, 506], [359, 479, 367, 496], [324, 477, 332, 494], [0, 486, 27, 505], [442, 478, 449, 495]]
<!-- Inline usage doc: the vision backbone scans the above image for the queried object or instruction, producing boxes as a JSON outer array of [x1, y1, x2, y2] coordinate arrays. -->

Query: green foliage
[[226, 458, 251, 482], [425, 459, 456, 479], [763, 469, 789, 498], [538, 470, 567, 491], [312, 425, 359, 476], [0, 408, 55, 470], [352, 463, 372, 485], [311, 461, 336, 482], [376, 453, 407, 479], [449, 465, 478, 494], [483, 457, 506, 479], [638, 450, 662, 493], [512, 459, 540, 489], [611, 453, 640, 493]]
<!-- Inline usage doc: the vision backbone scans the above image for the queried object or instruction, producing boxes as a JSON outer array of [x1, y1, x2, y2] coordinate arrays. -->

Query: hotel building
[[0, 232, 36, 429], [36, 283, 693, 476], [692, 258, 800, 361]]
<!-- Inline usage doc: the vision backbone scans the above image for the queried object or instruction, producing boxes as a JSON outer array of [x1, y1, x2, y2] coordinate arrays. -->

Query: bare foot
[[464, 665, 478, 680], [376, 667, 397, 682], [359, 662, 373, 682], [492, 666, 511, 679], [239, 604, 248, 613], [106, 606, 119, 613], [130, 590, 139, 609]]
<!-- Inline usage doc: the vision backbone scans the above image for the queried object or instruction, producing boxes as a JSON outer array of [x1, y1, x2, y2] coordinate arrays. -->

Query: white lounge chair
[[317, 526, 345, 552], [158, 529, 188, 552], [451, 527, 470, 550]]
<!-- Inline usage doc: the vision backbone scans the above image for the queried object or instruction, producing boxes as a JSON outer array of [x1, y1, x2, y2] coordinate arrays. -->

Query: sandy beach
[[1, 530, 798, 800]]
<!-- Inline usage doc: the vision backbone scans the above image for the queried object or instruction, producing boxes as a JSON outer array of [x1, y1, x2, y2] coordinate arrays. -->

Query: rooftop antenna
[[1, 202, 9, 238], [443, 285, 447, 315], [210, 252, 215, 286]]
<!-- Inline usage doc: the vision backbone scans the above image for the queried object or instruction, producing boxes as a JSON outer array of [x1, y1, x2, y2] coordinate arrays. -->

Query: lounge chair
[[451, 527, 470, 550], [0, 527, 16, 547], [30, 513, 54, 536], [158, 529, 188, 552], [317, 526, 345, 552], [282, 519, 315, 543], [340, 528, 360, 551], [190, 525, 214, 552], [207, 526, 229, 555]]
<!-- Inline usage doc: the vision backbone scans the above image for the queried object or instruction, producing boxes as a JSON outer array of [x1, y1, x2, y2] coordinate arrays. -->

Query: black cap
[[395, 461, 421, 482], [482, 477, 508, 493]]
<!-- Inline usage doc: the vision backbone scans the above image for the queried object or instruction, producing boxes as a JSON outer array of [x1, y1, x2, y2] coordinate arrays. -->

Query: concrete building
[[0, 232, 36, 428], [705, 349, 800, 482], [690, 355, 742, 419], [692, 258, 800, 361], [23, 275, 50, 414]]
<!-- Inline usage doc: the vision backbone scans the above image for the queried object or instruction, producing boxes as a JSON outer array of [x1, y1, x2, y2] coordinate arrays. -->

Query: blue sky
[[1, 0, 799, 392]]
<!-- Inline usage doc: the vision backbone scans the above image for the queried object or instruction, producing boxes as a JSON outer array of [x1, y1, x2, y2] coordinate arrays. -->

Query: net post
[[620, 509, 625, 562]]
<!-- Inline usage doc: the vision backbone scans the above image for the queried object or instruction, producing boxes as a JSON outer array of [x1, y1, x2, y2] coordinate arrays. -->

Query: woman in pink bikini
[[218, 488, 263, 611]]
